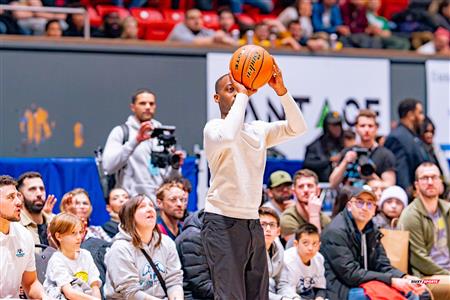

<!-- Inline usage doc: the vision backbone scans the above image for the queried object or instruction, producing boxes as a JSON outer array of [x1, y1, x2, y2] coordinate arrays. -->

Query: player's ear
[[213, 94, 220, 104]]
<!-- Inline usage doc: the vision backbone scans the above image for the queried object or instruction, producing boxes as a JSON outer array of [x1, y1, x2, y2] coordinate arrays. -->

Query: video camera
[[150, 125, 181, 169], [352, 147, 376, 177]]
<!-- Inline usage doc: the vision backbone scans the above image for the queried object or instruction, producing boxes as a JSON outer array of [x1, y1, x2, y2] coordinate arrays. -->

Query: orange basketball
[[229, 45, 274, 90]]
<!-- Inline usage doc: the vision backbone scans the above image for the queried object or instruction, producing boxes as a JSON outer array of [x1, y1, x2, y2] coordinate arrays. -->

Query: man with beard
[[95, 12, 122, 38], [262, 170, 295, 216], [17, 171, 55, 247], [385, 98, 429, 196], [102, 89, 181, 203], [156, 181, 187, 240], [0, 175, 50, 299], [280, 169, 330, 242], [304, 111, 344, 182], [399, 162, 450, 300]]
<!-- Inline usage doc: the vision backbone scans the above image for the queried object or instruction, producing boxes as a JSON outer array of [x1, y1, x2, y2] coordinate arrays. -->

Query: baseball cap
[[325, 111, 342, 124], [268, 171, 293, 188], [350, 185, 377, 202], [379, 185, 408, 208]]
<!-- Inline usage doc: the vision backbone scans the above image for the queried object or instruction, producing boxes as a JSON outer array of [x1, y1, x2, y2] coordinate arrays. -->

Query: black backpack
[[95, 124, 129, 199]]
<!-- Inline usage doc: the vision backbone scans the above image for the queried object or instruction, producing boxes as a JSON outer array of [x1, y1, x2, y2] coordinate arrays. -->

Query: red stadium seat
[[236, 14, 255, 26], [87, 6, 103, 27], [143, 21, 176, 41], [130, 8, 164, 24], [202, 11, 219, 30], [254, 14, 278, 24], [163, 10, 185, 23], [96, 5, 130, 20], [378, 0, 409, 20]]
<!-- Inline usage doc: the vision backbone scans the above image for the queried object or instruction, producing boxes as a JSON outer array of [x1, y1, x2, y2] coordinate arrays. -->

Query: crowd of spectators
[[0, 0, 449, 54]]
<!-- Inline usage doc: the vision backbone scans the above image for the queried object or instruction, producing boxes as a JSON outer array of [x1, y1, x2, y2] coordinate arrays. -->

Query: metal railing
[[0, 5, 90, 39]]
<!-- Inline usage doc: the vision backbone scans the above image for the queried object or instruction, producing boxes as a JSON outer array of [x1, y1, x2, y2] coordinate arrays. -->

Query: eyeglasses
[[166, 196, 188, 204], [418, 175, 440, 183], [260, 222, 278, 230], [353, 199, 376, 210]]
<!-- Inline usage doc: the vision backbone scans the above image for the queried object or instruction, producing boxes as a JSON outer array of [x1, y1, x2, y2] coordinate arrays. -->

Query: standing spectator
[[168, 9, 236, 46], [262, 170, 295, 216], [102, 89, 182, 202], [417, 27, 450, 54], [278, 223, 326, 300], [259, 207, 285, 300], [329, 109, 396, 189], [44, 213, 101, 299], [398, 162, 450, 300], [385, 98, 428, 195], [373, 185, 408, 229], [312, 0, 350, 36], [278, 0, 314, 38], [0, 175, 50, 299], [175, 209, 213, 300], [156, 181, 187, 241], [102, 187, 130, 239], [331, 185, 353, 217], [104, 194, 184, 299], [320, 186, 426, 300], [17, 171, 55, 247], [121, 16, 138, 39], [45, 19, 62, 37], [304, 111, 344, 182], [280, 169, 331, 241]]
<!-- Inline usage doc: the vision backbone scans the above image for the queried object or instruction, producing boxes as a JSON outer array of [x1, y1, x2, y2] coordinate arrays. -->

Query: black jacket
[[385, 123, 429, 192], [175, 210, 213, 300], [320, 210, 404, 300], [101, 219, 119, 238]]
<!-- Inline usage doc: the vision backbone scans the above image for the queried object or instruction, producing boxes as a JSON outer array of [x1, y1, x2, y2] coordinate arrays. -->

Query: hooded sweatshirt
[[102, 115, 180, 201], [104, 226, 183, 299], [267, 238, 284, 300]]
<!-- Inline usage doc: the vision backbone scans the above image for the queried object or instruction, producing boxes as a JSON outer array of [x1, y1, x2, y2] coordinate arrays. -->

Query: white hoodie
[[104, 226, 183, 299]]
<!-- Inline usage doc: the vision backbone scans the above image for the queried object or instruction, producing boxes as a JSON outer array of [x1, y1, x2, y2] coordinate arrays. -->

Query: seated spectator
[[175, 209, 213, 299], [304, 111, 344, 183], [312, 0, 350, 36], [44, 213, 101, 299], [331, 185, 353, 217], [241, 20, 301, 50], [433, 0, 450, 31], [121, 16, 138, 40], [64, 12, 98, 37], [278, 223, 326, 300], [45, 19, 62, 37], [104, 194, 183, 299], [366, 0, 411, 49], [102, 187, 130, 239], [320, 186, 426, 300], [258, 207, 284, 300], [417, 27, 450, 54], [228, 0, 274, 14], [373, 185, 408, 229], [218, 8, 240, 36], [262, 170, 295, 216], [94, 12, 122, 38], [278, 0, 314, 39], [280, 169, 331, 241], [0, 175, 50, 299], [156, 181, 187, 240], [0, 7, 24, 34], [391, 2, 438, 38], [398, 162, 450, 300], [168, 8, 236, 46]]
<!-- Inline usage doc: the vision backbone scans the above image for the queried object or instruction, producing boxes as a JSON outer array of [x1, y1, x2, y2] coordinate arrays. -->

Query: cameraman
[[329, 110, 396, 189], [102, 89, 182, 202]]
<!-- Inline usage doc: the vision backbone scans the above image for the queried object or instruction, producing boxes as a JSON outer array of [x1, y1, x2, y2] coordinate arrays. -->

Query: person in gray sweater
[[102, 89, 181, 202], [104, 194, 183, 300]]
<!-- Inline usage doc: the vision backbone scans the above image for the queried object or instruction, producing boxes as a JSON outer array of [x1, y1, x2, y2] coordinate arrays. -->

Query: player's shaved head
[[215, 74, 229, 93]]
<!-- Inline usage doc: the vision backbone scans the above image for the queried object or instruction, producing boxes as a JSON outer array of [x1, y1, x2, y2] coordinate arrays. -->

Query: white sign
[[426, 60, 450, 155], [206, 54, 390, 159]]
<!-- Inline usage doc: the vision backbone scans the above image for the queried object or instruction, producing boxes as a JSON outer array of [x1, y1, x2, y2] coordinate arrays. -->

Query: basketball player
[[201, 60, 307, 299]]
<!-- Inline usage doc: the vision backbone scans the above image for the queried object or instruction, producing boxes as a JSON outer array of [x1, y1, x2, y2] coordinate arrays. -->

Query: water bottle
[[231, 29, 240, 42], [330, 33, 338, 50], [246, 30, 254, 45]]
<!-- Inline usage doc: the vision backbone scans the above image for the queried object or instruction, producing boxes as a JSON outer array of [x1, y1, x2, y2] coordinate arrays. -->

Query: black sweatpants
[[201, 212, 269, 300]]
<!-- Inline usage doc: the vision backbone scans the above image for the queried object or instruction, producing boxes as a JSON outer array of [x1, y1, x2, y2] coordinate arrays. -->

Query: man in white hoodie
[[102, 89, 181, 202], [201, 61, 307, 299]]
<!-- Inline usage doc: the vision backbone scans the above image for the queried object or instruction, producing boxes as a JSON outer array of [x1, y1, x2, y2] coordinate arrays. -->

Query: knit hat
[[379, 185, 408, 208]]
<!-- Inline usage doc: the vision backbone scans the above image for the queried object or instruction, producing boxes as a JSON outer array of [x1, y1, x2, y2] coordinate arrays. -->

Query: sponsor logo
[[410, 279, 440, 285]]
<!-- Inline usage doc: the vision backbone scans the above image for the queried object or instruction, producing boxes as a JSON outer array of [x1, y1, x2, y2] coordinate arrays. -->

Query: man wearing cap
[[280, 169, 331, 241], [262, 170, 295, 216], [320, 186, 426, 300], [304, 111, 344, 182], [373, 185, 408, 229]]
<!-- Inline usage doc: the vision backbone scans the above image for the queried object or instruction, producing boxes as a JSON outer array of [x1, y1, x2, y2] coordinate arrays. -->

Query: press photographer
[[102, 89, 183, 203], [329, 110, 396, 189]]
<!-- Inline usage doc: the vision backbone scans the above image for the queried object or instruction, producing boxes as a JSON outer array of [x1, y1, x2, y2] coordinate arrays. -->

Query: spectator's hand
[[403, 275, 427, 295], [136, 121, 153, 143], [337, 25, 351, 36], [173, 150, 186, 169], [343, 151, 357, 164], [392, 278, 416, 294], [308, 193, 323, 216], [330, 154, 341, 163], [43, 194, 57, 215], [268, 60, 287, 96], [281, 37, 302, 51], [229, 73, 257, 97]]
